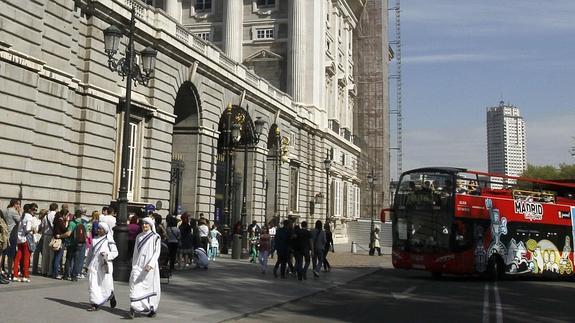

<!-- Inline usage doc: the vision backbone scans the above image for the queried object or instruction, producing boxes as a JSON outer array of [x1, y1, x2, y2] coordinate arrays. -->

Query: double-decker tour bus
[[390, 167, 575, 280]]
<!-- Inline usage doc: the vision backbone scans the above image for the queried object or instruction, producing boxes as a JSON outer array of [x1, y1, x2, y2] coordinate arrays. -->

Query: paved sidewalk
[[0, 243, 391, 323]]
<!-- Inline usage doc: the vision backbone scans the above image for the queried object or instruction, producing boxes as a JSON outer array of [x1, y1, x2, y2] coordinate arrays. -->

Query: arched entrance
[[171, 81, 201, 215], [214, 105, 263, 229]]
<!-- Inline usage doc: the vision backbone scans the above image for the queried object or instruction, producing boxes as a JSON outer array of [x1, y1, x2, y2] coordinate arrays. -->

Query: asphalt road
[[235, 269, 575, 323]]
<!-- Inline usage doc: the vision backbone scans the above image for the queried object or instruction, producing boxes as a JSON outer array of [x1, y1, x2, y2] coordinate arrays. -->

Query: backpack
[[75, 222, 87, 243]]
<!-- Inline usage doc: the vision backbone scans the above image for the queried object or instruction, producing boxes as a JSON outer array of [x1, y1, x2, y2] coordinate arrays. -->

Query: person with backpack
[[55, 209, 87, 281]]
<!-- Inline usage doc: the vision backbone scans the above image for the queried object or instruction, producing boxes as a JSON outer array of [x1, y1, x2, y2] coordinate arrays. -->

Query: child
[[208, 225, 221, 261]]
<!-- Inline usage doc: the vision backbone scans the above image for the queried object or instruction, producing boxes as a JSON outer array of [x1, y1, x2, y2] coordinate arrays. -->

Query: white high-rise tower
[[487, 101, 527, 177]]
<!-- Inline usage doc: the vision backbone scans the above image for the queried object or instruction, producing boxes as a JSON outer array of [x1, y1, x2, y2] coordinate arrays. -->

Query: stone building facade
[[0, 0, 369, 237]]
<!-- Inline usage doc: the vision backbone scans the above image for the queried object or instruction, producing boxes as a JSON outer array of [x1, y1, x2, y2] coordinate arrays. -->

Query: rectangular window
[[115, 115, 143, 203], [354, 186, 360, 218], [257, 0, 275, 7], [195, 32, 210, 41], [127, 122, 139, 201], [333, 179, 341, 217], [343, 182, 348, 217], [290, 132, 297, 147], [289, 166, 300, 212], [195, 0, 212, 11], [256, 28, 274, 40]]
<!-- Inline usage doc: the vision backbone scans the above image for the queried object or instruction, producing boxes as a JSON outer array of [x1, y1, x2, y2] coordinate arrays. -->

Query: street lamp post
[[223, 106, 238, 231], [103, 7, 157, 282], [323, 155, 332, 222], [274, 130, 281, 225], [239, 117, 265, 258], [367, 169, 377, 255], [228, 111, 264, 259]]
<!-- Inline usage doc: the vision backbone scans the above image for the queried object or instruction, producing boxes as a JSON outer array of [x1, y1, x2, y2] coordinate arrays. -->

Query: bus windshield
[[393, 171, 454, 252]]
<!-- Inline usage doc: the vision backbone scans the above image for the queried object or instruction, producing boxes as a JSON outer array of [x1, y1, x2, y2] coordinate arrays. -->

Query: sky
[[390, 0, 575, 179]]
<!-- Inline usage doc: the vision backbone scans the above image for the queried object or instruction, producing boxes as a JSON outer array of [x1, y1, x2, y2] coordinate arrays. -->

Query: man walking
[[272, 220, 291, 278], [293, 221, 312, 280]]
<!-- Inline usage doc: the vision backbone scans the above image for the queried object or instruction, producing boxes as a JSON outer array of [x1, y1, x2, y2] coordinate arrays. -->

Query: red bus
[[390, 167, 575, 280]]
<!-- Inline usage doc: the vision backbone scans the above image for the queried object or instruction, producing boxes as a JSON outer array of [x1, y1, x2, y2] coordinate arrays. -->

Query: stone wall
[[0, 0, 361, 230]]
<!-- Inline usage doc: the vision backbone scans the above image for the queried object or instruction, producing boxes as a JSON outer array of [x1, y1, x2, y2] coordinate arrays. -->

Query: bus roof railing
[[464, 170, 575, 189]]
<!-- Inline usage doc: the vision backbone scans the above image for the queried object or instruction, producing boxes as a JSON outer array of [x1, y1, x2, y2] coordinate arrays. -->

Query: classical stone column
[[165, 0, 181, 23], [288, 0, 306, 103], [223, 0, 243, 62]]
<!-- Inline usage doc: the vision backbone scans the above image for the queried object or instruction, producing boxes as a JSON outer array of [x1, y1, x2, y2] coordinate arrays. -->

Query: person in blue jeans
[[52, 210, 68, 279], [311, 220, 326, 278], [55, 210, 87, 281]]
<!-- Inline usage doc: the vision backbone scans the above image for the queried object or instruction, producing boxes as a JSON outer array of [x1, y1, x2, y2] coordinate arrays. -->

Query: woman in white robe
[[129, 217, 161, 318], [86, 222, 118, 311]]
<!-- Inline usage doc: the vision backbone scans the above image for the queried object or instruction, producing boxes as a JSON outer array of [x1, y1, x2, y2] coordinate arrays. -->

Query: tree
[[558, 163, 575, 179], [521, 163, 575, 180], [570, 137, 575, 158]]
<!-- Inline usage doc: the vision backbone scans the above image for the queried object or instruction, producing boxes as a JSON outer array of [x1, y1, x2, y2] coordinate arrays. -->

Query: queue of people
[[0, 200, 119, 283]]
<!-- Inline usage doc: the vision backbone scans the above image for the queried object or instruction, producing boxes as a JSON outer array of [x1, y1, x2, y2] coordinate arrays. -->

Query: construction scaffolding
[[353, 0, 390, 219], [389, 0, 403, 182]]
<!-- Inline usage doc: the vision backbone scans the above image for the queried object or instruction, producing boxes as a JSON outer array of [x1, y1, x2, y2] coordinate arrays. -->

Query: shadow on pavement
[[45, 297, 129, 318], [45, 297, 92, 310]]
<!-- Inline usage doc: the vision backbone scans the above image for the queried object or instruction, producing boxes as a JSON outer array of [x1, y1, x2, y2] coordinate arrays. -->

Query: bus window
[[393, 171, 454, 252]]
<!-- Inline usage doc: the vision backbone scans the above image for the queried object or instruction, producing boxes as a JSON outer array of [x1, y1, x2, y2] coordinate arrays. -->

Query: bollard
[[231, 234, 242, 259], [351, 241, 357, 254]]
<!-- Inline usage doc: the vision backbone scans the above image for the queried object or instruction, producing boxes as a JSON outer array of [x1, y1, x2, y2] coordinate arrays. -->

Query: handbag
[[26, 233, 36, 252], [49, 237, 62, 250]]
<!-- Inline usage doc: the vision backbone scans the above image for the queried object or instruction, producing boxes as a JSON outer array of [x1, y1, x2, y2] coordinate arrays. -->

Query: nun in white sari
[[86, 222, 118, 311], [129, 217, 161, 318]]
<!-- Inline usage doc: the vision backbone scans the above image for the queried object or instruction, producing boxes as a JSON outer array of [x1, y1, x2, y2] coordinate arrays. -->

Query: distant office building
[[486, 101, 527, 177]]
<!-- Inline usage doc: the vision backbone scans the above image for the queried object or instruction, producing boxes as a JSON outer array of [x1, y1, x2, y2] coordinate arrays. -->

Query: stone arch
[[171, 81, 202, 215], [174, 81, 202, 127], [214, 105, 261, 229]]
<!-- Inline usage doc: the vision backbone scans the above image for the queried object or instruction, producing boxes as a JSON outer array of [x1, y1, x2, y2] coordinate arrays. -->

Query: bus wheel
[[487, 256, 504, 281], [431, 272, 442, 279]]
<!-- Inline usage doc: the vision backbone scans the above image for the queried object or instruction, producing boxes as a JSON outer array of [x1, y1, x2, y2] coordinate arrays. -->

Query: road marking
[[482, 284, 490, 323], [483, 283, 503, 323], [494, 283, 503, 323], [392, 286, 417, 300]]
